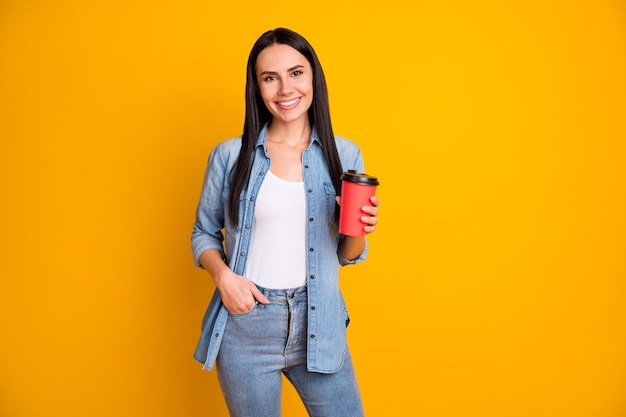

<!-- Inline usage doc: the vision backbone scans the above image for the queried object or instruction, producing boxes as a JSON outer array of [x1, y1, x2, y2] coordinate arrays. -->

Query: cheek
[[299, 77, 313, 92], [259, 85, 277, 104]]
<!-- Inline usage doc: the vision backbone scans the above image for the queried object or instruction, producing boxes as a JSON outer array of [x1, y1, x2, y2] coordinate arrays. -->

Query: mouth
[[276, 97, 301, 109]]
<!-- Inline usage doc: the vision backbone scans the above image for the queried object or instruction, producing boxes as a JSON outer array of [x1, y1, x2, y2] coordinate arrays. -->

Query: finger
[[363, 224, 376, 234], [361, 205, 379, 217], [369, 196, 380, 207], [251, 286, 270, 304], [335, 196, 342, 206], [361, 215, 378, 226]]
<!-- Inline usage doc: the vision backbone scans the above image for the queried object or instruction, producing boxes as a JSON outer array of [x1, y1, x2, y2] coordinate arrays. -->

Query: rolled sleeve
[[336, 235, 369, 266]]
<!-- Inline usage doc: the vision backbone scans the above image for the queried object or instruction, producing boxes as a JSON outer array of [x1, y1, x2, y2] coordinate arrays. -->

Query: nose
[[278, 78, 294, 95]]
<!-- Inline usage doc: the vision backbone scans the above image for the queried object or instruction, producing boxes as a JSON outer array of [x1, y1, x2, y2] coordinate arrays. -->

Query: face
[[255, 44, 314, 125]]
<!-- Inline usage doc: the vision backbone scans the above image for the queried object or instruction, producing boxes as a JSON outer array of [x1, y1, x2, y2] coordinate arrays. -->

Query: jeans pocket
[[228, 302, 259, 317]]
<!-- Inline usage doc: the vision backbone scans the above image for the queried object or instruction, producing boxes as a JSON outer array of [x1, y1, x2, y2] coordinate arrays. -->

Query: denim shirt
[[191, 124, 368, 374]]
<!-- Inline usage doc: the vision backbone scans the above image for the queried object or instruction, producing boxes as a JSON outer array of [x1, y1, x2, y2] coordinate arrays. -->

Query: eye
[[291, 70, 303, 77], [263, 75, 277, 82]]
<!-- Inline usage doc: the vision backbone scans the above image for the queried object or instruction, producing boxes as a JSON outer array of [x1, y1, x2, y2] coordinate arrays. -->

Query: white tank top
[[244, 170, 307, 289]]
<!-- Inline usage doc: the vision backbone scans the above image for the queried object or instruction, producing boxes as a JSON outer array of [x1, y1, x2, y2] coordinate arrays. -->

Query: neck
[[267, 119, 311, 147]]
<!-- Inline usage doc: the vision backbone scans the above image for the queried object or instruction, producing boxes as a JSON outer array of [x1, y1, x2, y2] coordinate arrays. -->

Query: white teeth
[[278, 98, 299, 106]]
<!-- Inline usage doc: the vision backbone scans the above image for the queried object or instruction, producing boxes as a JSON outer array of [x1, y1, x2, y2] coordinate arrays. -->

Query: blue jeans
[[216, 285, 364, 417]]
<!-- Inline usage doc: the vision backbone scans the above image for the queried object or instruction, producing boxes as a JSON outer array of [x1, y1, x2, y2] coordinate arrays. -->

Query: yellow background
[[1, 1, 625, 416]]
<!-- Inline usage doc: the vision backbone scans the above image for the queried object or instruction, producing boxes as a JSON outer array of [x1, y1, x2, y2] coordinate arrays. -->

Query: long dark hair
[[227, 28, 343, 227]]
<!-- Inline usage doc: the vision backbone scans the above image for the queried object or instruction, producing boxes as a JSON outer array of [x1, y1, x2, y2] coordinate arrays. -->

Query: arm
[[192, 143, 269, 312]]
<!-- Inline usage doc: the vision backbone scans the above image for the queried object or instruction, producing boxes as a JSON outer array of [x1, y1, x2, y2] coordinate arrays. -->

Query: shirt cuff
[[337, 236, 369, 266]]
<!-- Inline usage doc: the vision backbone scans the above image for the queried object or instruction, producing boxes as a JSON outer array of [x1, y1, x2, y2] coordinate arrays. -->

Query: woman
[[191, 27, 380, 417]]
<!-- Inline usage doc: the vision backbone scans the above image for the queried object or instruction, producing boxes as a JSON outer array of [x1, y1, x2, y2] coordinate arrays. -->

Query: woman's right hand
[[199, 249, 270, 313], [215, 270, 270, 313]]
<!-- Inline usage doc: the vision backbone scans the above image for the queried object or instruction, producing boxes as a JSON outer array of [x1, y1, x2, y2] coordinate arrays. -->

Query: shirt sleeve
[[337, 235, 369, 266], [336, 139, 370, 266], [191, 145, 228, 268]]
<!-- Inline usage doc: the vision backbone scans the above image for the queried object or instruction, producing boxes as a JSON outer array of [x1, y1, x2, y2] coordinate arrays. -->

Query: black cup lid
[[340, 170, 380, 186]]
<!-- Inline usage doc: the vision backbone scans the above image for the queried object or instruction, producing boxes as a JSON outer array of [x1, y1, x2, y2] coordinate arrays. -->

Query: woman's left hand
[[335, 195, 381, 235], [336, 195, 380, 260], [361, 196, 380, 234]]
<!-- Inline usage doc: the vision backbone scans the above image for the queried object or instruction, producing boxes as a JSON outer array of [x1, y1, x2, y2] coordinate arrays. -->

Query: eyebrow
[[259, 64, 305, 76]]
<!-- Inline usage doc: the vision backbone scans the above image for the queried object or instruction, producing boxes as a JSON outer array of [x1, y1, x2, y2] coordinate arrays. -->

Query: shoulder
[[209, 136, 242, 164], [333, 134, 365, 172], [333, 134, 362, 158], [213, 136, 242, 155], [202, 137, 243, 177]]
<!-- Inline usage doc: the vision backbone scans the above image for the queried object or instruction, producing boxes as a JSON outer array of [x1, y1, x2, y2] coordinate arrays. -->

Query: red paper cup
[[339, 170, 380, 236]]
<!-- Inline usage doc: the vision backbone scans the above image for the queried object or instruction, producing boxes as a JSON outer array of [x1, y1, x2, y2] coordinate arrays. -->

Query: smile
[[277, 97, 301, 108]]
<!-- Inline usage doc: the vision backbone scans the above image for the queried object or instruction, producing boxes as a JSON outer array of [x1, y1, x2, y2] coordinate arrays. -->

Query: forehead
[[256, 44, 310, 72]]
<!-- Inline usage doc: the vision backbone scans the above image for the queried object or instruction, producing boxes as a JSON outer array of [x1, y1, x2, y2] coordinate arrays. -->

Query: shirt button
[[240, 252, 245, 257], [245, 224, 250, 229], [250, 196, 255, 201], [215, 333, 219, 337], [309, 217, 314, 222], [259, 171, 264, 175], [304, 164, 309, 169], [311, 306, 316, 310], [310, 275, 315, 279], [310, 334, 316, 339], [308, 189, 313, 193], [309, 247, 314, 252]]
